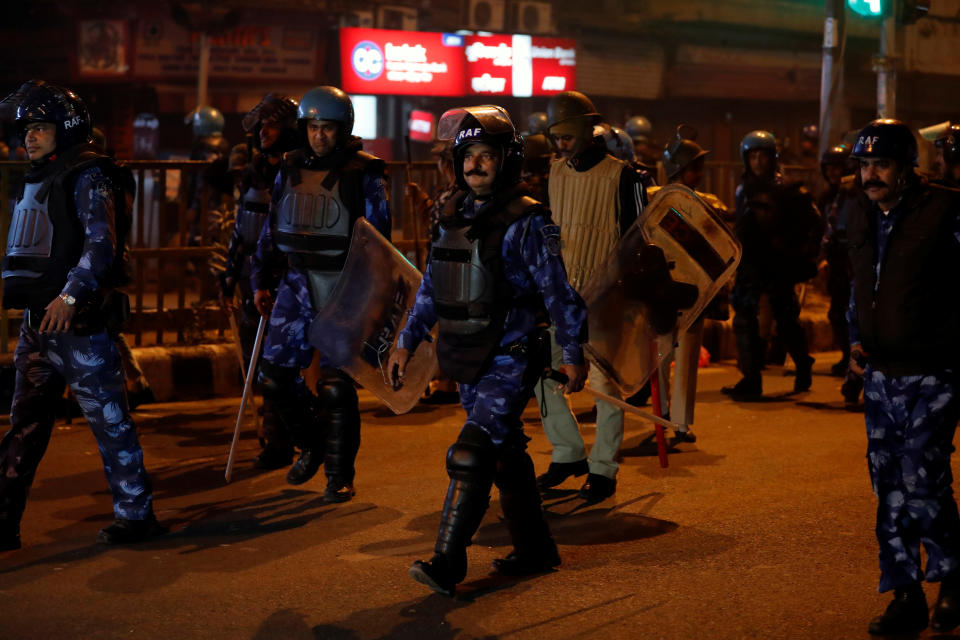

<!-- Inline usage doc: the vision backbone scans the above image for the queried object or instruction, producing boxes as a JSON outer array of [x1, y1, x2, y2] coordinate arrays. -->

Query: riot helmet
[[547, 91, 601, 157], [527, 111, 548, 135], [740, 130, 778, 172], [934, 124, 960, 165], [663, 125, 710, 180], [820, 143, 851, 180], [851, 119, 919, 166], [186, 105, 225, 138], [602, 125, 636, 163], [297, 86, 354, 145], [242, 93, 299, 153], [625, 115, 653, 142], [438, 105, 523, 192], [8, 80, 92, 153]]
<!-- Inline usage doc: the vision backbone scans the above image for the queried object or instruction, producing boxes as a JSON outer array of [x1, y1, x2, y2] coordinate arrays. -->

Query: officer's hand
[[254, 289, 273, 318], [559, 363, 587, 393], [387, 348, 411, 389], [40, 296, 76, 334], [219, 290, 237, 314], [849, 344, 868, 376]]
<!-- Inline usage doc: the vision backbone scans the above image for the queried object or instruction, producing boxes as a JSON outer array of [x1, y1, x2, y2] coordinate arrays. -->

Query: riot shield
[[580, 184, 741, 395], [307, 218, 438, 414]]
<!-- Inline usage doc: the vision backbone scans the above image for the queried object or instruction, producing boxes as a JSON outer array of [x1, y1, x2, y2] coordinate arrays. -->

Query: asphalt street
[[0, 353, 947, 639]]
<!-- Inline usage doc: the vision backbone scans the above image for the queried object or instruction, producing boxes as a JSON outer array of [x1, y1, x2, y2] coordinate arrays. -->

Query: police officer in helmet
[[847, 119, 960, 636], [0, 80, 165, 550], [388, 105, 587, 595], [221, 93, 300, 470], [934, 124, 960, 188], [251, 86, 391, 502]]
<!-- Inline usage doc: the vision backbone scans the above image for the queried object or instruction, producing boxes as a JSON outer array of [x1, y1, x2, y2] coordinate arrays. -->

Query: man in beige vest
[[535, 91, 651, 501]]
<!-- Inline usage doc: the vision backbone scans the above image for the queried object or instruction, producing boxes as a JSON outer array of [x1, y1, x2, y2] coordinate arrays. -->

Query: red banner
[[408, 110, 435, 142]]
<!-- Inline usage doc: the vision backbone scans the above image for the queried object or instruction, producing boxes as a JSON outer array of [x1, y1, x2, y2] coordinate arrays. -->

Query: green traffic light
[[848, 0, 885, 16]]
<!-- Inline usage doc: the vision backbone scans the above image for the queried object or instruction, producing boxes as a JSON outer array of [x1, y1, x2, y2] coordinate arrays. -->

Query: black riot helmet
[[820, 143, 851, 179], [7, 80, 92, 153], [625, 115, 653, 143], [185, 106, 225, 138], [546, 91, 601, 156], [242, 93, 299, 153], [438, 105, 523, 192], [527, 111, 548, 135], [934, 124, 960, 165], [851, 119, 919, 167], [297, 86, 354, 147], [739, 130, 778, 171], [663, 125, 710, 180]]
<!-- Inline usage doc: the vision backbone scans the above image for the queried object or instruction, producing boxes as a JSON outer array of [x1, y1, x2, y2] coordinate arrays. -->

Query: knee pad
[[316, 373, 358, 409], [446, 423, 495, 479], [258, 360, 298, 400]]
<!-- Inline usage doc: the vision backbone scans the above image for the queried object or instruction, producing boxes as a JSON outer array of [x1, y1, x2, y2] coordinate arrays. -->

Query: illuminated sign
[[340, 27, 576, 97], [408, 110, 435, 142]]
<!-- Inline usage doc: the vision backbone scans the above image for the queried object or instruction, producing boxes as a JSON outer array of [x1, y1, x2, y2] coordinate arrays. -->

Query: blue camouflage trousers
[[0, 322, 154, 526], [864, 366, 960, 592], [458, 353, 535, 447]]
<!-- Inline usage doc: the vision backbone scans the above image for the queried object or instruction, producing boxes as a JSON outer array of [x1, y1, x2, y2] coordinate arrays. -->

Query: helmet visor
[[437, 105, 515, 142]]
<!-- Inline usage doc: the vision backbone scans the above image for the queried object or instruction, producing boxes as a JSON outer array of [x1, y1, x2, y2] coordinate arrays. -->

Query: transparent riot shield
[[579, 184, 741, 396], [307, 218, 438, 414]]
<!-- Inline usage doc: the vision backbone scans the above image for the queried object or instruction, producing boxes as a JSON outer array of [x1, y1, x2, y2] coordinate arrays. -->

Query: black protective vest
[[273, 148, 384, 310], [848, 183, 960, 375], [432, 191, 543, 384], [2, 144, 119, 311]]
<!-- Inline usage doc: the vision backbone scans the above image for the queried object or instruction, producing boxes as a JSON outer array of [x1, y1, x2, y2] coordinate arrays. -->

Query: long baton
[[227, 307, 258, 424], [225, 314, 267, 482]]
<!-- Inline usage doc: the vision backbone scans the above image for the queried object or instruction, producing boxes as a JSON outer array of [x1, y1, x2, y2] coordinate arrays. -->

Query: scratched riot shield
[[580, 184, 741, 396], [307, 218, 438, 414]]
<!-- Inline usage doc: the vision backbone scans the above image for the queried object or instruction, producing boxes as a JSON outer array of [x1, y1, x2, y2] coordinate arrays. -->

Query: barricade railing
[[0, 157, 819, 353]]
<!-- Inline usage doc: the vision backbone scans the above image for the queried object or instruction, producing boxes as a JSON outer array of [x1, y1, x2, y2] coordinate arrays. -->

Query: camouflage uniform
[[0, 166, 154, 528]]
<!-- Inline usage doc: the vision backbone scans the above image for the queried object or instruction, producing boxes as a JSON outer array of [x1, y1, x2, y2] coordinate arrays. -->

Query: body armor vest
[[274, 168, 352, 310], [548, 154, 623, 292], [237, 186, 271, 252], [431, 223, 496, 336], [430, 192, 542, 384], [5, 182, 53, 273]]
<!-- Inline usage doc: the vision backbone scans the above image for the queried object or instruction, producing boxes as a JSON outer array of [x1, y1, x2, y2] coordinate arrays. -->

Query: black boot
[[317, 372, 360, 503], [842, 372, 863, 405], [868, 583, 928, 635], [410, 424, 496, 596], [793, 355, 814, 392], [932, 574, 960, 632], [721, 375, 762, 400], [536, 459, 589, 490], [0, 520, 21, 552], [286, 449, 322, 485], [97, 512, 168, 545], [493, 446, 561, 576]]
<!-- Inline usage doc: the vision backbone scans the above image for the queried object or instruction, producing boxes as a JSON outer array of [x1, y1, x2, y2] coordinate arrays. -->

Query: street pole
[[197, 32, 210, 108], [819, 0, 847, 158], [874, 15, 897, 118]]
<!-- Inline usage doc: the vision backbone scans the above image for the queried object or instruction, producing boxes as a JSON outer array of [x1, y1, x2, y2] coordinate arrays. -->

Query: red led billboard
[[340, 28, 576, 97]]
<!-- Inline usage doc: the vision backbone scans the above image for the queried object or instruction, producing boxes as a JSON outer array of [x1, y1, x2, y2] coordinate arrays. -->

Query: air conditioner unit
[[516, 1, 554, 34], [378, 5, 418, 31], [468, 0, 505, 32], [341, 10, 374, 28]]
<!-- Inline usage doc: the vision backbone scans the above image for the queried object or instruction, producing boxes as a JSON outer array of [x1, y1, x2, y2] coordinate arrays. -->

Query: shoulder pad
[[505, 195, 542, 219], [344, 150, 386, 175]]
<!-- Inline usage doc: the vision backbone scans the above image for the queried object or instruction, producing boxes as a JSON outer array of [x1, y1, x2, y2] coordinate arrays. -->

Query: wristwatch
[[59, 292, 76, 306]]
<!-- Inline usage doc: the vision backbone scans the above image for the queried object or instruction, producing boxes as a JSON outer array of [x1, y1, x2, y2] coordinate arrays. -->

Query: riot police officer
[[535, 91, 650, 501], [625, 114, 658, 168], [251, 86, 391, 502], [0, 81, 165, 550], [847, 120, 960, 635], [221, 93, 300, 469], [722, 130, 822, 400], [934, 124, 960, 188], [387, 105, 587, 596]]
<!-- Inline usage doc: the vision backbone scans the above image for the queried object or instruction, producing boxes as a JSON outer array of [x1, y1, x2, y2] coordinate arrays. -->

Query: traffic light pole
[[874, 14, 897, 118], [819, 0, 847, 158]]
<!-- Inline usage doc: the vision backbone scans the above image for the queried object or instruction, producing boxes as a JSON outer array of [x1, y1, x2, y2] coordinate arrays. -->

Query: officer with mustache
[[846, 119, 960, 636]]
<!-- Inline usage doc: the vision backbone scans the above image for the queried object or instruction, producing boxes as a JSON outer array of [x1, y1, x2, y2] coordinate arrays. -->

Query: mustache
[[863, 179, 889, 189], [464, 169, 488, 177]]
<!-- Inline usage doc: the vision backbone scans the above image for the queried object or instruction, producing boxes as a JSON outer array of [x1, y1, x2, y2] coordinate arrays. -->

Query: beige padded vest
[[548, 154, 623, 292]]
